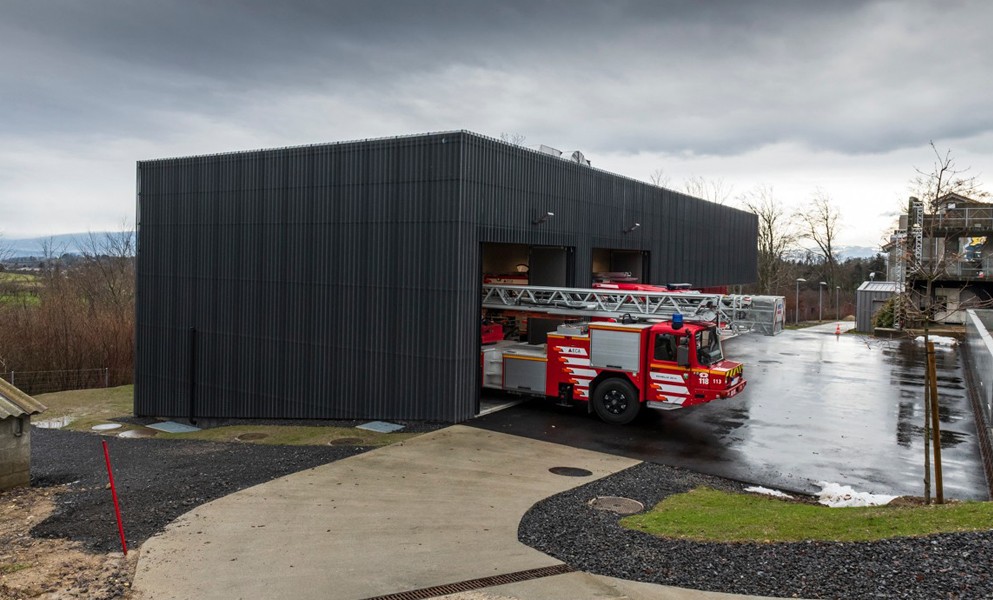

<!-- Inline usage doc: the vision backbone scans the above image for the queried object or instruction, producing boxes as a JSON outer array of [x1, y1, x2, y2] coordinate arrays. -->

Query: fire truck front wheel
[[592, 378, 640, 425]]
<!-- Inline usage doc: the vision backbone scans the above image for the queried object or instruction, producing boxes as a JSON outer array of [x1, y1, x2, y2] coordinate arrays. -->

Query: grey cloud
[[1, 0, 991, 157]]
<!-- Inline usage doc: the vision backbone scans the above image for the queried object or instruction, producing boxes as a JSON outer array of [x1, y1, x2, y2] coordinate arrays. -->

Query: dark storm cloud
[[1, 0, 991, 156]]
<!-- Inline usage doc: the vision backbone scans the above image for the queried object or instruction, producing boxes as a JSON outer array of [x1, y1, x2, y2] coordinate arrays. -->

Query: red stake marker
[[102, 440, 128, 555]]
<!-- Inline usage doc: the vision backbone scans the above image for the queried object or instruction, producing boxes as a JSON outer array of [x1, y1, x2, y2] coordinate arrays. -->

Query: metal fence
[[0, 368, 121, 395], [963, 309, 993, 499]]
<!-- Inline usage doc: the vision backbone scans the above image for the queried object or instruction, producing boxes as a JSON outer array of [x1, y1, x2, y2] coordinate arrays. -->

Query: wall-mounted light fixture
[[532, 211, 554, 225], [623, 223, 641, 234]]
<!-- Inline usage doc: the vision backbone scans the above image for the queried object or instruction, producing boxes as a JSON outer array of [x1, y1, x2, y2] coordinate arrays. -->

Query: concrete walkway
[[132, 426, 777, 600]]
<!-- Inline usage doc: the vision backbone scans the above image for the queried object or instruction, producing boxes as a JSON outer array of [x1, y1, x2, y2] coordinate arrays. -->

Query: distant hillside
[[785, 245, 881, 262], [836, 246, 881, 260], [2, 232, 125, 258]]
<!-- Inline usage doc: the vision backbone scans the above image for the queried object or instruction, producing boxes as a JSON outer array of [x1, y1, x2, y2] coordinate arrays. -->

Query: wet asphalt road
[[471, 328, 989, 500]]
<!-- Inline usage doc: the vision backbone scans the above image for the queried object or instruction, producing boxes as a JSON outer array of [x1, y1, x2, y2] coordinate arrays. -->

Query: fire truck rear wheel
[[592, 378, 640, 425]]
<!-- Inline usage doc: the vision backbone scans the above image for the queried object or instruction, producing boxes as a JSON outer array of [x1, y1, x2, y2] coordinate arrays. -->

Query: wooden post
[[927, 342, 943, 504], [923, 354, 931, 505]]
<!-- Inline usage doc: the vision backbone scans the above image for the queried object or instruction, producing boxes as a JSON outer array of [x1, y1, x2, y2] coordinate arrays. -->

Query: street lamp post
[[819, 281, 827, 322], [795, 278, 806, 325], [836, 286, 840, 321]]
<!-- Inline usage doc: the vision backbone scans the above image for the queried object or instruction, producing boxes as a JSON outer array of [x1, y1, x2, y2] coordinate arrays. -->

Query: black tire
[[592, 378, 641, 425]]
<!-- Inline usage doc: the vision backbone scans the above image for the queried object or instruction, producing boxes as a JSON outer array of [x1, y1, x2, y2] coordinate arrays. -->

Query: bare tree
[[912, 141, 988, 212], [0, 234, 12, 265], [739, 185, 800, 294], [684, 175, 734, 205], [796, 189, 841, 286], [499, 132, 527, 145], [894, 143, 989, 505], [76, 224, 136, 313], [648, 168, 671, 188]]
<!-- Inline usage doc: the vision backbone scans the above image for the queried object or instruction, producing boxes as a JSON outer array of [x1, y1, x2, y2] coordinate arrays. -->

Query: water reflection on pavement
[[472, 329, 988, 500]]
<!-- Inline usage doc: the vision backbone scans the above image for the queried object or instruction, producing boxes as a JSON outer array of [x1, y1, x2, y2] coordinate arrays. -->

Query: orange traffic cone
[[835, 323, 841, 336]]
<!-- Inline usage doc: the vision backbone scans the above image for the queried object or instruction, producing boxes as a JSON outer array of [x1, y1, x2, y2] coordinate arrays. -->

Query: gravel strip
[[519, 462, 993, 599], [30, 428, 368, 552], [112, 415, 447, 434]]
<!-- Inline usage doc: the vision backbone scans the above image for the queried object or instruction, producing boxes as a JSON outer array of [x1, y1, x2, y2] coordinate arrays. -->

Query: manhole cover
[[549, 466, 593, 477], [117, 428, 158, 439], [328, 437, 365, 445], [92, 423, 122, 431], [588, 496, 644, 515], [235, 432, 269, 441]]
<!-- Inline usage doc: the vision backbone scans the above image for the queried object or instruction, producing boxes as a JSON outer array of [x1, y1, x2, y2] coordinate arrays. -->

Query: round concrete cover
[[588, 496, 644, 515], [91, 423, 123, 431]]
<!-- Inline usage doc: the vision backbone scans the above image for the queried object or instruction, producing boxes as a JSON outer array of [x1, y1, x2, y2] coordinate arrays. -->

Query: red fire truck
[[481, 310, 746, 424]]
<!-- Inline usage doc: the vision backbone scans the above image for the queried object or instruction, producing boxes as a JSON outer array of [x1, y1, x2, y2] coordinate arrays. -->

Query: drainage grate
[[360, 564, 575, 600]]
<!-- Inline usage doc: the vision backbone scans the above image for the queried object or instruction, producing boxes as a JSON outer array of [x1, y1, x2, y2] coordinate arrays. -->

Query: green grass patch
[[35, 385, 134, 431], [0, 293, 40, 306], [0, 272, 38, 283], [34, 385, 417, 447], [620, 487, 993, 543], [0, 562, 32, 575]]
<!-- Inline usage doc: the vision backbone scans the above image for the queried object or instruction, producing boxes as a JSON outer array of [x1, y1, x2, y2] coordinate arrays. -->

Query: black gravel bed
[[112, 415, 447, 434], [30, 428, 368, 552], [519, 462, 993, 599]]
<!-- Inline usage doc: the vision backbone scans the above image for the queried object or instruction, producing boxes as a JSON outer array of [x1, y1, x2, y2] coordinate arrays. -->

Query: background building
[[886, 193, 993, 324], [136, 131, 757, 422]]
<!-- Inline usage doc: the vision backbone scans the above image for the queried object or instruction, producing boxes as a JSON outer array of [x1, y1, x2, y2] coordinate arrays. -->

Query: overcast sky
[[2, 0, 991, 248]]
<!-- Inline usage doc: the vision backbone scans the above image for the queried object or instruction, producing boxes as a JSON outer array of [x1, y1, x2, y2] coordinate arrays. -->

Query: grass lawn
[[35, 385, 134, 431], [0, 272, 41, 305], [621, 487, 993, 543], [34, 385, 418, 447]]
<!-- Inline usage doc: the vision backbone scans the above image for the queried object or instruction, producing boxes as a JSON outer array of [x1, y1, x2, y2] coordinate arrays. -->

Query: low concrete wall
[[963, 309, 993, 498], [0, 416, 31, 490]]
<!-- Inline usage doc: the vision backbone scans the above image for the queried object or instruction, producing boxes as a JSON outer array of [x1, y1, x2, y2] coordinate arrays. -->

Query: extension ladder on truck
[[481, 284, 785, 336]]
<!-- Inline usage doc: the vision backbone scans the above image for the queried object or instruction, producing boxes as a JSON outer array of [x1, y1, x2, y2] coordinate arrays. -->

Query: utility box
[[0, 379, 47, 490]]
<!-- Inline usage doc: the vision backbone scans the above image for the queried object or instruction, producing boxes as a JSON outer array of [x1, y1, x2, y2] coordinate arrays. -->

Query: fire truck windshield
[[696, 327, 723, 366]]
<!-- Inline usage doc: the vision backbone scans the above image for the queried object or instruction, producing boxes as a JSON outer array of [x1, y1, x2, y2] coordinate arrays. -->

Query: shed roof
[[0, 379, 47, 420], [857, 281, 902, 293]]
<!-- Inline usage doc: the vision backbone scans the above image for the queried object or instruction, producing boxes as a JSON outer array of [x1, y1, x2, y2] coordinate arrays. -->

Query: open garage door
[[592, 248, 649, 283], [529, 246, 573, 286]]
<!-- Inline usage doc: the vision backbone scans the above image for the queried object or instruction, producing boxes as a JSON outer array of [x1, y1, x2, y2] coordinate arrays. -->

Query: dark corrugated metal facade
[[136, 131, 757, 422]]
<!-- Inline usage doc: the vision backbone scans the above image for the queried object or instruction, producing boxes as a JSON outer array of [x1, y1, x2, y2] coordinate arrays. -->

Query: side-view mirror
[[676, 344, 690, 368]]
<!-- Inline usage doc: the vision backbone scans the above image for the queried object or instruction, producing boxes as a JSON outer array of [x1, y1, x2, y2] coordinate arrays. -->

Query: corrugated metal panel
[[857, 281, 901, 292], [136, 131, 756, 422], [138, 133, 475, 422], [0, 379, 47, 419]]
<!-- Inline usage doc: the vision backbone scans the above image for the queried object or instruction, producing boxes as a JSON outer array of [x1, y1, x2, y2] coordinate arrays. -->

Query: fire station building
[[135, 131, 757, 422]]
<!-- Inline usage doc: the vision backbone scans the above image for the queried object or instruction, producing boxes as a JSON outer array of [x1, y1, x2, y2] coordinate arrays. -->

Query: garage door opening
[[480, 243, 576, 415], [481, 243, 574, 287], [592, 248, 648, 284]]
